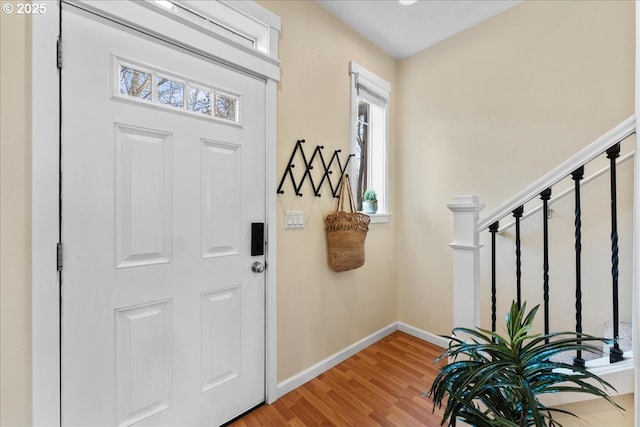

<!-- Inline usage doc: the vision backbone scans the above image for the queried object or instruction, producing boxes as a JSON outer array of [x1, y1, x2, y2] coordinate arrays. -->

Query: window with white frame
[[349, 61, 390, 217], [117, 60, 240, 123]]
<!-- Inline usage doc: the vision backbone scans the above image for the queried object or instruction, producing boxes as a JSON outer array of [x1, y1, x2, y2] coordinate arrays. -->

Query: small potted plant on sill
[[362, 189, 378, 214]]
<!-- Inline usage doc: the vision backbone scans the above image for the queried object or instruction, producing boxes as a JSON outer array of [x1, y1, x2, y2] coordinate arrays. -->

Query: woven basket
[[324, 175, 370, 272]]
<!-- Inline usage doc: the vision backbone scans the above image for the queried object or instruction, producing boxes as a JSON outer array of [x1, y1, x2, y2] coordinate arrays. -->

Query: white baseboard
[[275, 321, 449, 399], [275, 318, 634, 410], [397, 321, 450, 349], [276, 322, 397, 398]]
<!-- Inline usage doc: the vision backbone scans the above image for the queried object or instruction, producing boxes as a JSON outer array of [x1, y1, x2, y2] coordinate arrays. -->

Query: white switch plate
[[284, 211, 304, 229]]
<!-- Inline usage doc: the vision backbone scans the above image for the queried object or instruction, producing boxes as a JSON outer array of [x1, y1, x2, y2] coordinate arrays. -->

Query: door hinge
[[57, 242, 63, 271], [56, 37, 62, 69]]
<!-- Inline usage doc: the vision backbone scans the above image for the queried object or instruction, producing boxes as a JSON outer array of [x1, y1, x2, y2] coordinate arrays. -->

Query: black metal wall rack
[[277, 139, 354, 198]]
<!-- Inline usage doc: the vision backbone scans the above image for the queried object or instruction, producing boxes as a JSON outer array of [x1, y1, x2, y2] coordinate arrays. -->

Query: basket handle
[[336, 174, 357, 213]]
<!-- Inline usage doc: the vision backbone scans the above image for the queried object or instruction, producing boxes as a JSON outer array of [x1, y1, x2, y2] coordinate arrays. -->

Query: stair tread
[[549, 321, 632, 365]]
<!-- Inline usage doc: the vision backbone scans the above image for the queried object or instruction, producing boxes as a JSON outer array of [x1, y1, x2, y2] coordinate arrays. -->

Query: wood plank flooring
[[230, 331, 447, 427]]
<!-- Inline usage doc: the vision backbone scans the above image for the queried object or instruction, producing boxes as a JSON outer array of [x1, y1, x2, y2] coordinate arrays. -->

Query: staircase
[[449, 116, 639, 405]]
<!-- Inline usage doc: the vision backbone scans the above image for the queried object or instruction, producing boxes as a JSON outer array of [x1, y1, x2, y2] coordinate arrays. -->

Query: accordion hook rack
[[277, 139, 355, 198]]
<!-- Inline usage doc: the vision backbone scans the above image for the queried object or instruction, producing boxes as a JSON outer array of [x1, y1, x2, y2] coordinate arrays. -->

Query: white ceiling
[[316, 0, 522, 59]]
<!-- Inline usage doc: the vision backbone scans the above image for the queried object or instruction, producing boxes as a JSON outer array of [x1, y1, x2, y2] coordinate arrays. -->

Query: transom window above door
[[117, 59, 241, 123]]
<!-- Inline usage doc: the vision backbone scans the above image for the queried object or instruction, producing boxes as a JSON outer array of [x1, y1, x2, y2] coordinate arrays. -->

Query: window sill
[[363, 212, 391, 224]]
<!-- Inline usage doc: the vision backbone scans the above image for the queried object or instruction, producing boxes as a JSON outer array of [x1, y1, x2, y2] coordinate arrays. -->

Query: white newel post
[[448, 196, 484, 330]]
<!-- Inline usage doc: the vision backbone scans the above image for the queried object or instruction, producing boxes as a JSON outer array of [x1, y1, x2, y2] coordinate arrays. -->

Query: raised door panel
[[201, 139, 241, 258], [115, 124, 172, 268], [201, 286, 241, 392], [115, 300, 173, 426]]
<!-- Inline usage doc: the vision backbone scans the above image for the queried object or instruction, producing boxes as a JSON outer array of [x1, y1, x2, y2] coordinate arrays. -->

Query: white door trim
[[32, 2, 280, 424], [32, 3, 61, 424]]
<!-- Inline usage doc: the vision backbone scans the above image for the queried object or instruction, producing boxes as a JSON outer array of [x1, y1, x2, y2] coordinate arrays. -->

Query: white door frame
[[32, 2, 280, 424]]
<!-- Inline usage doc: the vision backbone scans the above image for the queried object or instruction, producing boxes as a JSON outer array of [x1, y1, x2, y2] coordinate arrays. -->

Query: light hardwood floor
[[229, 331, 447, 427]]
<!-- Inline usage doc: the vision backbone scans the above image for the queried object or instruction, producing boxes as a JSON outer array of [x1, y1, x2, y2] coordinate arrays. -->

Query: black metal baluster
[[489, 221, 499, 336], [572, 167, 585, 368], [513, 206, 524, 309], [607, 143, 624, 363], [540, 188, 552, 343]]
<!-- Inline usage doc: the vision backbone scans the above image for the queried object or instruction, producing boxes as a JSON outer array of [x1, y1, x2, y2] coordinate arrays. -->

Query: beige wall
[[396, 0, 635, 336], [0, 8, 33, 426], [554, 393, 634, 426], [258, 1, 398, 382]]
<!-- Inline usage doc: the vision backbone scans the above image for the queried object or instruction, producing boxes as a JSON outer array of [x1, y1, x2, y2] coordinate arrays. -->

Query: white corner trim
[[397, 322, 450, 349], [265, 78, 279, 404], [276, 323, 396, 398]]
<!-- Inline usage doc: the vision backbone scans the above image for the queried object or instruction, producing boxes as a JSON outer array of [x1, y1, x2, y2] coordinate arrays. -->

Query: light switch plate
[[284, 211, 304, 229]]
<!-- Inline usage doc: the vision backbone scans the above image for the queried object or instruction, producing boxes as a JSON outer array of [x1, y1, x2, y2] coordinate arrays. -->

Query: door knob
[[251, 261, 265, 273]]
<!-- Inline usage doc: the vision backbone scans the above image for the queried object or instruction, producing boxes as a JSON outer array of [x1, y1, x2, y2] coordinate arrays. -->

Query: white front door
[[61, 4, 266, 425]]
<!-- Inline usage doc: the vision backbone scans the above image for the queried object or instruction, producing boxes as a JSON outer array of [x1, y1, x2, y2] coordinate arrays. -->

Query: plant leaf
[[428, 300, 623, 426]]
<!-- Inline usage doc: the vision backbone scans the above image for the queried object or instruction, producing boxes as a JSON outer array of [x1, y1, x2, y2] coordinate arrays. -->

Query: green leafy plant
[[428, 301, 622, 426], [363, 189, 377, 202]]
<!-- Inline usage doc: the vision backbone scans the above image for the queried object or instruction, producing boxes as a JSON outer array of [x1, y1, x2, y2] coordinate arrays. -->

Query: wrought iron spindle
[[572, 166, 585, 368], [489, 221, 499, 336], [513, 206, 524, 309], [540, 188, 552, 343], [607, 143, 624, 363]]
